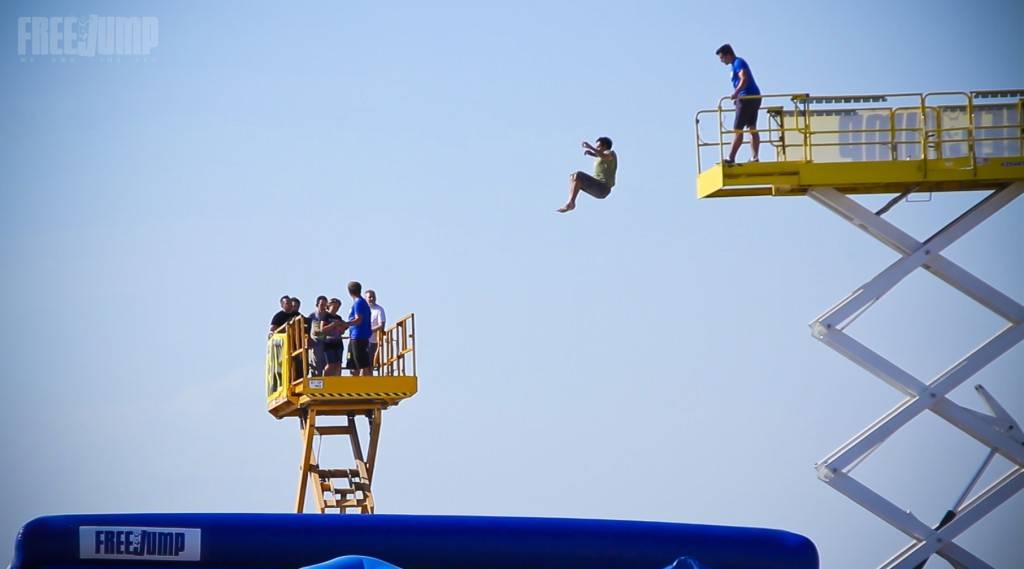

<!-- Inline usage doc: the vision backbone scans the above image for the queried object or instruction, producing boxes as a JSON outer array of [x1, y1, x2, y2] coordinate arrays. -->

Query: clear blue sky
[[1, 1, 1022, 567]]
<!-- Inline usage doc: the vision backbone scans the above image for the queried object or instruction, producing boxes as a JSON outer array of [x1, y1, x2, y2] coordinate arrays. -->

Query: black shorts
[[573, 171, 611, 199], [347, 338, 371, 370], [324, 346, 345, 365], [734, 97, 761, 130]]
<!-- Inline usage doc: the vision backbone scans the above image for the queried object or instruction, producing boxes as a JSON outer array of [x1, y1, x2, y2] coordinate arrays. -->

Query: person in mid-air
[[716, 43, 761, 165], [557, 136, 617, 213]]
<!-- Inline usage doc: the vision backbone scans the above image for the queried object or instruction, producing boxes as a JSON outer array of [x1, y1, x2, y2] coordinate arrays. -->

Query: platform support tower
[[267, 313, 418, 513], [696, 90, 1024, 568]]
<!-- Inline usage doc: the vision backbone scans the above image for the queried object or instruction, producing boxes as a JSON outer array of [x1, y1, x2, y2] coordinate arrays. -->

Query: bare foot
[[557, 203, 575, 213]]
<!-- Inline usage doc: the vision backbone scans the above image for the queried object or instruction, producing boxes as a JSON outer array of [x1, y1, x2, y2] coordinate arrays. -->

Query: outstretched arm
[[582, 142, 613, 160]]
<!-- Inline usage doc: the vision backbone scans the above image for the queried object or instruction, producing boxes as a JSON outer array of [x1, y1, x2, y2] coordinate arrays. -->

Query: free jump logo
[[79, 526, 201, 561], [17, 16, 158, 60]]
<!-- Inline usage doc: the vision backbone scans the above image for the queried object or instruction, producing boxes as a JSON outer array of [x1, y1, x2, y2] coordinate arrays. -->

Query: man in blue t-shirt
[[716, 43, 761, 165], [345, 281, 373, 376]]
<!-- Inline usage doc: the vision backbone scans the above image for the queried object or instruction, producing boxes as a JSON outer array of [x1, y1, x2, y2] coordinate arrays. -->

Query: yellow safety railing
[[266, 313, 416, 394], [377, 314, 416, 377], [265, 317, 309, 395], [694, 89, 1023, 173]]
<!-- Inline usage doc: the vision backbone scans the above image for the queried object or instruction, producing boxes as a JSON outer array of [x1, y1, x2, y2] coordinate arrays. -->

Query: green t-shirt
[[594, 151, 617, 187]]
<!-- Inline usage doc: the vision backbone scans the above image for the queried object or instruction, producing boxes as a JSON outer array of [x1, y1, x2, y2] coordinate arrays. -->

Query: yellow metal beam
[[295, 409, 317, 513], [296, 375, 418, 398], [697, 158, 1023, 199]]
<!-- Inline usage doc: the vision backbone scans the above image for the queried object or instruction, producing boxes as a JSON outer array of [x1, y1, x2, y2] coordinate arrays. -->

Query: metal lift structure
[[266, 314, 417, 513], [696, 90, 1024, 569]]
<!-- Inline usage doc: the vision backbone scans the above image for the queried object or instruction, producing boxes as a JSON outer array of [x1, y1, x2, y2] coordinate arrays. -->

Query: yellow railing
[[266, 317, 309, 399], [377, 314, 416, 377], [266, 313, 416, 396], [694, 89, 1023, 173]]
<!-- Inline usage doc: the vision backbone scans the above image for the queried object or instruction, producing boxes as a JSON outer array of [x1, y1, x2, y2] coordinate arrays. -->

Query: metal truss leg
[[807, 184, 1024, 569], [295, 409, 317, 513], [294, 408, 381, 514]]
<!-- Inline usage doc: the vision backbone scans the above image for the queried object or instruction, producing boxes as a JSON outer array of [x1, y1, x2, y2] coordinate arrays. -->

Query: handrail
[[266, 313, 416, 387], [694, 90, 1024, 173], [286, 317, 308, 385], [378, 314, 416, 377]]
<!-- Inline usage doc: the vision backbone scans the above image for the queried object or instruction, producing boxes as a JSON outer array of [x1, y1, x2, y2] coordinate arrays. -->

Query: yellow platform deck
[[695, 90, 1023, 198], [266, 314, 418, 419], [267, 374, 418, 418]]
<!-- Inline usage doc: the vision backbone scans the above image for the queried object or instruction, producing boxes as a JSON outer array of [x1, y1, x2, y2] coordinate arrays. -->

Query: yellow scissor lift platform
[[266, 314, 417, 513], [695, 90, 1023, 198], [695, 90, 1024, 568]]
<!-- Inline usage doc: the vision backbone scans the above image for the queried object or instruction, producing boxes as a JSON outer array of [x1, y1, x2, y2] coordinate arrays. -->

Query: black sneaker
[[722, 158, 735, 165]]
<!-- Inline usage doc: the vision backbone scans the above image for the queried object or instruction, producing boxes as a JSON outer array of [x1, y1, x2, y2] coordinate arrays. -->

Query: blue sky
[[1, 1, 1022, 567]]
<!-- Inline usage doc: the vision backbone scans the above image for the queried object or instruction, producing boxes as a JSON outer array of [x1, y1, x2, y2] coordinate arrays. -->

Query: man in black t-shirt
[[288, 297, 309, 334], [269, 295, 293, 336]]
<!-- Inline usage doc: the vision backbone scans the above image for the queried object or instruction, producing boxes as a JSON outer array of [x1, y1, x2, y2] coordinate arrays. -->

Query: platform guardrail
[[695, 90, 1023, 173]]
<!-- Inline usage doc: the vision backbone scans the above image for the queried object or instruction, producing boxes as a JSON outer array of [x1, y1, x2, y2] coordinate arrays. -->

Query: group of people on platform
[[269, 281, 387, 377]]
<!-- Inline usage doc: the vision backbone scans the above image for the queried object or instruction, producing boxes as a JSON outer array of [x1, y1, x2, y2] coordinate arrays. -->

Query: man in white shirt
[[365, 289, 386, 373]]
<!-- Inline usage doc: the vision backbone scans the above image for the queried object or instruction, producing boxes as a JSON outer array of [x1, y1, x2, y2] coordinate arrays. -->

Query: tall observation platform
[[696, 90, 1023, 198], [266, 314, 417, 513], [696, 90, 1024, 569]]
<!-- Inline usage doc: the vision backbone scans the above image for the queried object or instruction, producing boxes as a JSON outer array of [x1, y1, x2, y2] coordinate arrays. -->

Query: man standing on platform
[[716, 43, 761, 165], [308, 295, 330, 376], [366, 289, 386, 372], [322, 298, 348, 376], [269, 295, 292, 336], [286, 297, 301, 322], [346, 281, 373, 376]]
